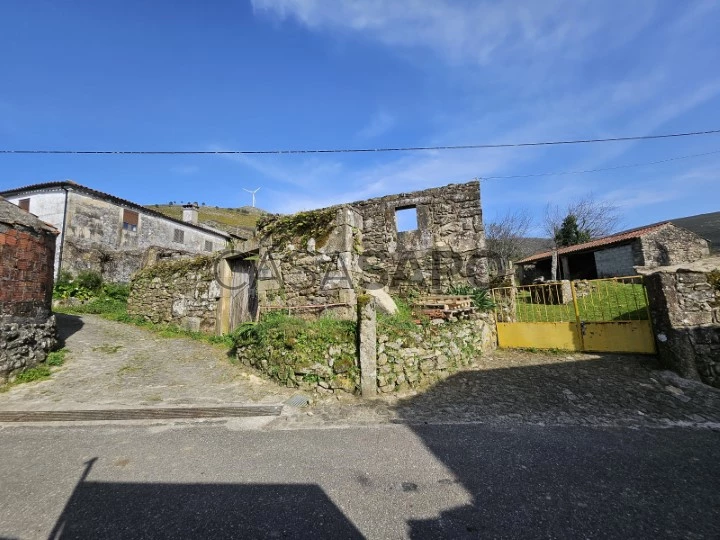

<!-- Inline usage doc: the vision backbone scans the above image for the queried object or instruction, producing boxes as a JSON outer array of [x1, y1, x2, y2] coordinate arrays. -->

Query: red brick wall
[[0, 224, 56, 319]]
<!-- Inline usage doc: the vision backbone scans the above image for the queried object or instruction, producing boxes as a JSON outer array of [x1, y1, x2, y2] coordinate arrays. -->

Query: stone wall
[[641, 257, 720, 388], [0, 199, 59, 382], [63, 191, 230, 283], [256, 206, 362, 320], [640, 224, 710, 268], [127, 254, 221, 333], [234, 310, 496, 396], [254, 181, 488, 319], [377, 314, 496, 393], [352, 181, 487, 294]]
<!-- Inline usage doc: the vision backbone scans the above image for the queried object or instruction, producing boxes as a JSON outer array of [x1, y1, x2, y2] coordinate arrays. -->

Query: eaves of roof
[[0, 180, 237, 240]]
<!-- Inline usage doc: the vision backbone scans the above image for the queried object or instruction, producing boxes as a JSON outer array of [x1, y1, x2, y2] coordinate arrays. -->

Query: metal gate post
[[569, 280, 584, 350]]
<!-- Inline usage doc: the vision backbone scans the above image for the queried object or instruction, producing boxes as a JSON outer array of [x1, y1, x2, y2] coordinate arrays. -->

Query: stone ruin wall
[[127, 255, 221, 333], [256, 206, 363, 320], [642, 258, 720, 388], [0, 215, 58, 382], [640, 225, 710, 268], [255, 181, 489, 319], [351, 181, 487, 295]]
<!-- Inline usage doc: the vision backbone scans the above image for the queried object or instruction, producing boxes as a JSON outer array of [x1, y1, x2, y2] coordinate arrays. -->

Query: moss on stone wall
[[257, 208, 336, 249], [233, 311, 359, 393], [132, 254, 217, 281]]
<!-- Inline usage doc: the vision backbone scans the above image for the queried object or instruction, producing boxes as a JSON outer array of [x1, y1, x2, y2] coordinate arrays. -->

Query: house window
[[204, 240, 213, 252], [122, 209, 139, 232], [18, 198, 30, 212], [173, 229, 185, 243], [395, 206, 418, 232]]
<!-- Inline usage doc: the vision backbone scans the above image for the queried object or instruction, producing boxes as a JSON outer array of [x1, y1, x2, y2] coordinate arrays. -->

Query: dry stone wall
[[642, 257, 720, 388], [377, 314, 496, 393], [234, 311, 496, 396], [127, 255, 221, 333], [640, 224, 710, 268]]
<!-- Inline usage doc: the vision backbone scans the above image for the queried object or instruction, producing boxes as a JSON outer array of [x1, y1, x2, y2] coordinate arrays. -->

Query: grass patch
[[56, 300, 235, 349], [0, 348, 70, 392], [14, 365, 52, 383], [514, 281, 649, 322], [46, 348, 69, 366]]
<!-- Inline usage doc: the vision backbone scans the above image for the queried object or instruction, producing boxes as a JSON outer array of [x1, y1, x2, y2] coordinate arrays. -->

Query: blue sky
[[1, 0, 719, 235]]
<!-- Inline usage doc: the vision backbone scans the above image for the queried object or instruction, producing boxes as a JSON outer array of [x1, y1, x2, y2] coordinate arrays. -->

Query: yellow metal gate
[[490, 276, 656, 354]]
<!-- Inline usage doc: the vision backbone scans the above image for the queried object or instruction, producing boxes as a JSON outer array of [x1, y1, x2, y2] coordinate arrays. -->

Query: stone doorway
[[228, 258, 258, 329]]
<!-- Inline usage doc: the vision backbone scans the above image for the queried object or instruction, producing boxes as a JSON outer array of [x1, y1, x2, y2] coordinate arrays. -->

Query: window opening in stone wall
[[173, 229, 185, 243], [122, 209, 139, 232], [395, 206, 418, 232], [18, 198, 30, 212], [204, 240, 213, 252]]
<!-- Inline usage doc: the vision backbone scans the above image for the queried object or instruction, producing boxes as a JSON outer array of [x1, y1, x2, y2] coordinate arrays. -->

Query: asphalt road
[[0, 422, 718, 539]]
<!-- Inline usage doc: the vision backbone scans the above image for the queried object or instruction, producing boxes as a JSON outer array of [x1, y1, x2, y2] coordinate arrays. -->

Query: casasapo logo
[[213, 241, 495, 294]]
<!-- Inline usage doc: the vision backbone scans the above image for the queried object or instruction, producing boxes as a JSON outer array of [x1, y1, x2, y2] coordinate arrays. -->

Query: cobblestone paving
[[274, 350, 720, 430], [0, 314, 294, 411]]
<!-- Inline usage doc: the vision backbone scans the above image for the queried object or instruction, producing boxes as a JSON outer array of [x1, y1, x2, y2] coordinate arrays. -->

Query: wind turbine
[[243, 187, 261, 208]]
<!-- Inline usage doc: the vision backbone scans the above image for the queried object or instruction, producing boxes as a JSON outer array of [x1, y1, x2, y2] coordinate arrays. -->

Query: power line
[[481, 148, 720, 180], [1, 129, 719, 156]]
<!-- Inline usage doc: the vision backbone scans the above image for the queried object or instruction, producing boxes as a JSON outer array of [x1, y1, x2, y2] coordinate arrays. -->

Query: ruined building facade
[[128, 181, 489, 333]]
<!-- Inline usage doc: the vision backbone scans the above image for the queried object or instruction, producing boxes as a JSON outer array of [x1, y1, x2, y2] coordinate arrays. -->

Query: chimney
[[182, 203, 199, 225]]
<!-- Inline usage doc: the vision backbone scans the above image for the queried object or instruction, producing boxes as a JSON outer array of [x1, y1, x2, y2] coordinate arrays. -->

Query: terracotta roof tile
[[515, 222, 671, 264]]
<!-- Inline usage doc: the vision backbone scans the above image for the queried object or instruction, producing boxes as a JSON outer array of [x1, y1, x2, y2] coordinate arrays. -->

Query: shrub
[[76, 271, 103, 292], [446, 284, 495, 311], [708, 269, 720, 292]]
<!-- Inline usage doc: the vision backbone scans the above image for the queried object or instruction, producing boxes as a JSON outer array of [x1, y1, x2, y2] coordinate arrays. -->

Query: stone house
[[129, 181, 489, 333], [515, 222, 710, 283], [0, 181, 240, 282], [0, 197, 58, 382]]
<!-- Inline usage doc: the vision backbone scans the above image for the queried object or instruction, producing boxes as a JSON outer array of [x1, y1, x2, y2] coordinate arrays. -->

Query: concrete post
[[358, 296, 377, 398]]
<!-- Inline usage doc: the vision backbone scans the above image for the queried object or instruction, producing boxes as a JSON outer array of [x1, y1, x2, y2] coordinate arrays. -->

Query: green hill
[[146, 204, 266, 236]]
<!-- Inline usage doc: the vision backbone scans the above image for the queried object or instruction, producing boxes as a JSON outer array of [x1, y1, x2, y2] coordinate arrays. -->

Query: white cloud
[[357, 111, 395, 139], [251, 0, 655, 66]]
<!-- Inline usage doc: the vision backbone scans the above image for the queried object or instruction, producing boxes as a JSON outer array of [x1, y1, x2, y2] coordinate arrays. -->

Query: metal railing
[[490, 276, 650, 324]]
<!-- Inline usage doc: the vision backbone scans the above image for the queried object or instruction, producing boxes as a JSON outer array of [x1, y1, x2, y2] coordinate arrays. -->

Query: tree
[[485, 209, 532, 271], [554, 214, 591, 247], [544, 193, 620, 244]]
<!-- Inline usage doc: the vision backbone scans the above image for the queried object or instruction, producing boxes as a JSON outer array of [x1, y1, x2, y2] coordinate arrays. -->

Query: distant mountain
[[516, 237, 555, 258], [147, 204, 267, 236], [670, 211, 720, 253]]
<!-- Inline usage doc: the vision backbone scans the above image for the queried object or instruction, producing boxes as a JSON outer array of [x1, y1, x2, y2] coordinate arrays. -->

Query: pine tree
[[554, 214, 591, 247]]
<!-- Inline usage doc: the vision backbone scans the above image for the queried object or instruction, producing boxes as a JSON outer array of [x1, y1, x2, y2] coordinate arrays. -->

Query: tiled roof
[[0, 181, 236, 239], [515, 222, 672, 264]]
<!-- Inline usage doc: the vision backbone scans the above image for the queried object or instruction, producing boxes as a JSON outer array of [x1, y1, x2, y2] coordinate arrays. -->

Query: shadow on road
[[390, 355, 720, 538], [55, 313, 84, 347], [390, 354, 720, 426], [49, 459, 362, 539]]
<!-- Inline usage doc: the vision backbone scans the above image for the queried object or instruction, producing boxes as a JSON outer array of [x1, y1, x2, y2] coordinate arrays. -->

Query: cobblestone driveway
[[279, 350, 720, 430], [0, 314, 294, 411]]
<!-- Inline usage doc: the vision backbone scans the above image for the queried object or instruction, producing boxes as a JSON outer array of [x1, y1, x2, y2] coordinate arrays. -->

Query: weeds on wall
[[0, 348, 69, 392], [446, 284, 496, 311], [232, 311, 358, 390], [256, 208, 336, 249]]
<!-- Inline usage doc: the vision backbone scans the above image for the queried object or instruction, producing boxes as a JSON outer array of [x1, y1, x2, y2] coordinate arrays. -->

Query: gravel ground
[[2, 315, 719, 433], [276, 349, 720, 430], [0, 314, 295, 411]]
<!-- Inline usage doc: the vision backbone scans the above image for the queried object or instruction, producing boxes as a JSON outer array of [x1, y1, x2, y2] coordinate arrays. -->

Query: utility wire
[[1, 128, 719, 155], [481, 148, 720, 180]]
